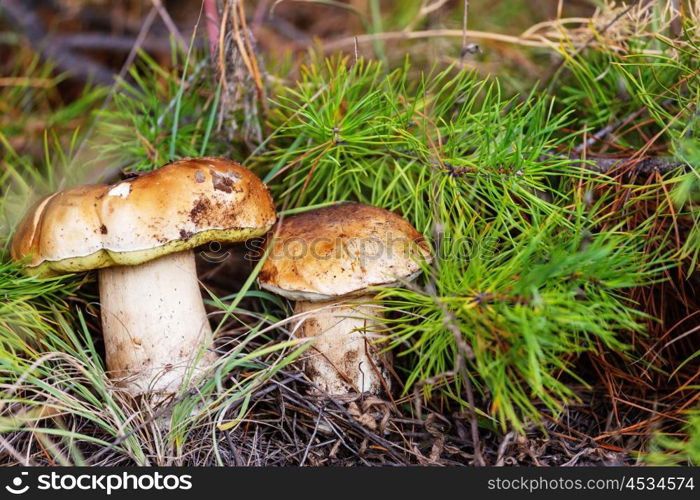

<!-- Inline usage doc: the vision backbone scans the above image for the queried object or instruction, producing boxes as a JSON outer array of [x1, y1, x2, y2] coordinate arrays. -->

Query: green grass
[[0, 315, 299, 465], [0, 257, 301, 464], [647, 412, 700, 466]]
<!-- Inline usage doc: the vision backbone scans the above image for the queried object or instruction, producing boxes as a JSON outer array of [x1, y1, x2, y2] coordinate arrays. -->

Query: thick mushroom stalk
[[294, 296, 389, 395], [99, 250, 216, 395]]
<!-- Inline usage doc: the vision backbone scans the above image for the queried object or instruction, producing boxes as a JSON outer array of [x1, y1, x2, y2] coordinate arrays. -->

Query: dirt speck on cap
[[211, 169, 239, 193], [194, 170, 205, 183], [100, 225, 108, 234], [189, 196, 211, 224]]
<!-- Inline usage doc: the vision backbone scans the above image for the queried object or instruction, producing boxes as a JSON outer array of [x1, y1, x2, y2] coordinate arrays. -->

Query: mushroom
[[11, 157, 276, 395], [257, 202, 431, 396]]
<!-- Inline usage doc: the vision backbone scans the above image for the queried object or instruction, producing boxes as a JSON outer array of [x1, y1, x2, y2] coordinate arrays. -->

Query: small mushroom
[[258, 202, 431, 396], [11, 157, 276, 395]]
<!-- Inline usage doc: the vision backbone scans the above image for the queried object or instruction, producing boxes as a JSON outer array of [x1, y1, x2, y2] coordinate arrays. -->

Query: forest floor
[[0, 0, 698, 466]]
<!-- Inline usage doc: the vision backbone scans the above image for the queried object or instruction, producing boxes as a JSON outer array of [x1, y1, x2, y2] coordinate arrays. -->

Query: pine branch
[[203, 0, 221, 61]]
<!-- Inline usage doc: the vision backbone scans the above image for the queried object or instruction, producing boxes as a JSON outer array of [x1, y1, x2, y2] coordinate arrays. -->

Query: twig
[[299, 406, 324, 466], [575, 155, 688, 174], [527, 152, 688, 176], [495, 431, 515, 466], [322, 26, 660, 54], [324, 28, 555, 53], [203, 0, 221, 60], [460, 0, 468, 59], [573, 107, 650, 154], [0, 77, 52, 87], [229, 0, 266, 105], [52, 33, 174, 53], [151, 0, 187, 51]]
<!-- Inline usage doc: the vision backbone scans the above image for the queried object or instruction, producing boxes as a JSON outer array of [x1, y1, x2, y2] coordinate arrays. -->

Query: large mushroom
[[11, 157, 276, 395], [257, 202, 431, 396]]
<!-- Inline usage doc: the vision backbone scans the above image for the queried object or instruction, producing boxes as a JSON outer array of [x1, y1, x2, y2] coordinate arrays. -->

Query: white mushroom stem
[[294, 295, 390, 396], [98, 250, 217, 395]]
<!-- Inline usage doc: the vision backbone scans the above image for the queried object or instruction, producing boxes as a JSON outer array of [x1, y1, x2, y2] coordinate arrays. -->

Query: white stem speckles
[[294, 296, 390, 396], [98, 250, 217, 395]]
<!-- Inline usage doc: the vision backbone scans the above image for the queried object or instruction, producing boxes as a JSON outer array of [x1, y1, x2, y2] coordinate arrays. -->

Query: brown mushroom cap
[[258, 203, 431, 301], [11, 157, 276, 276]]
